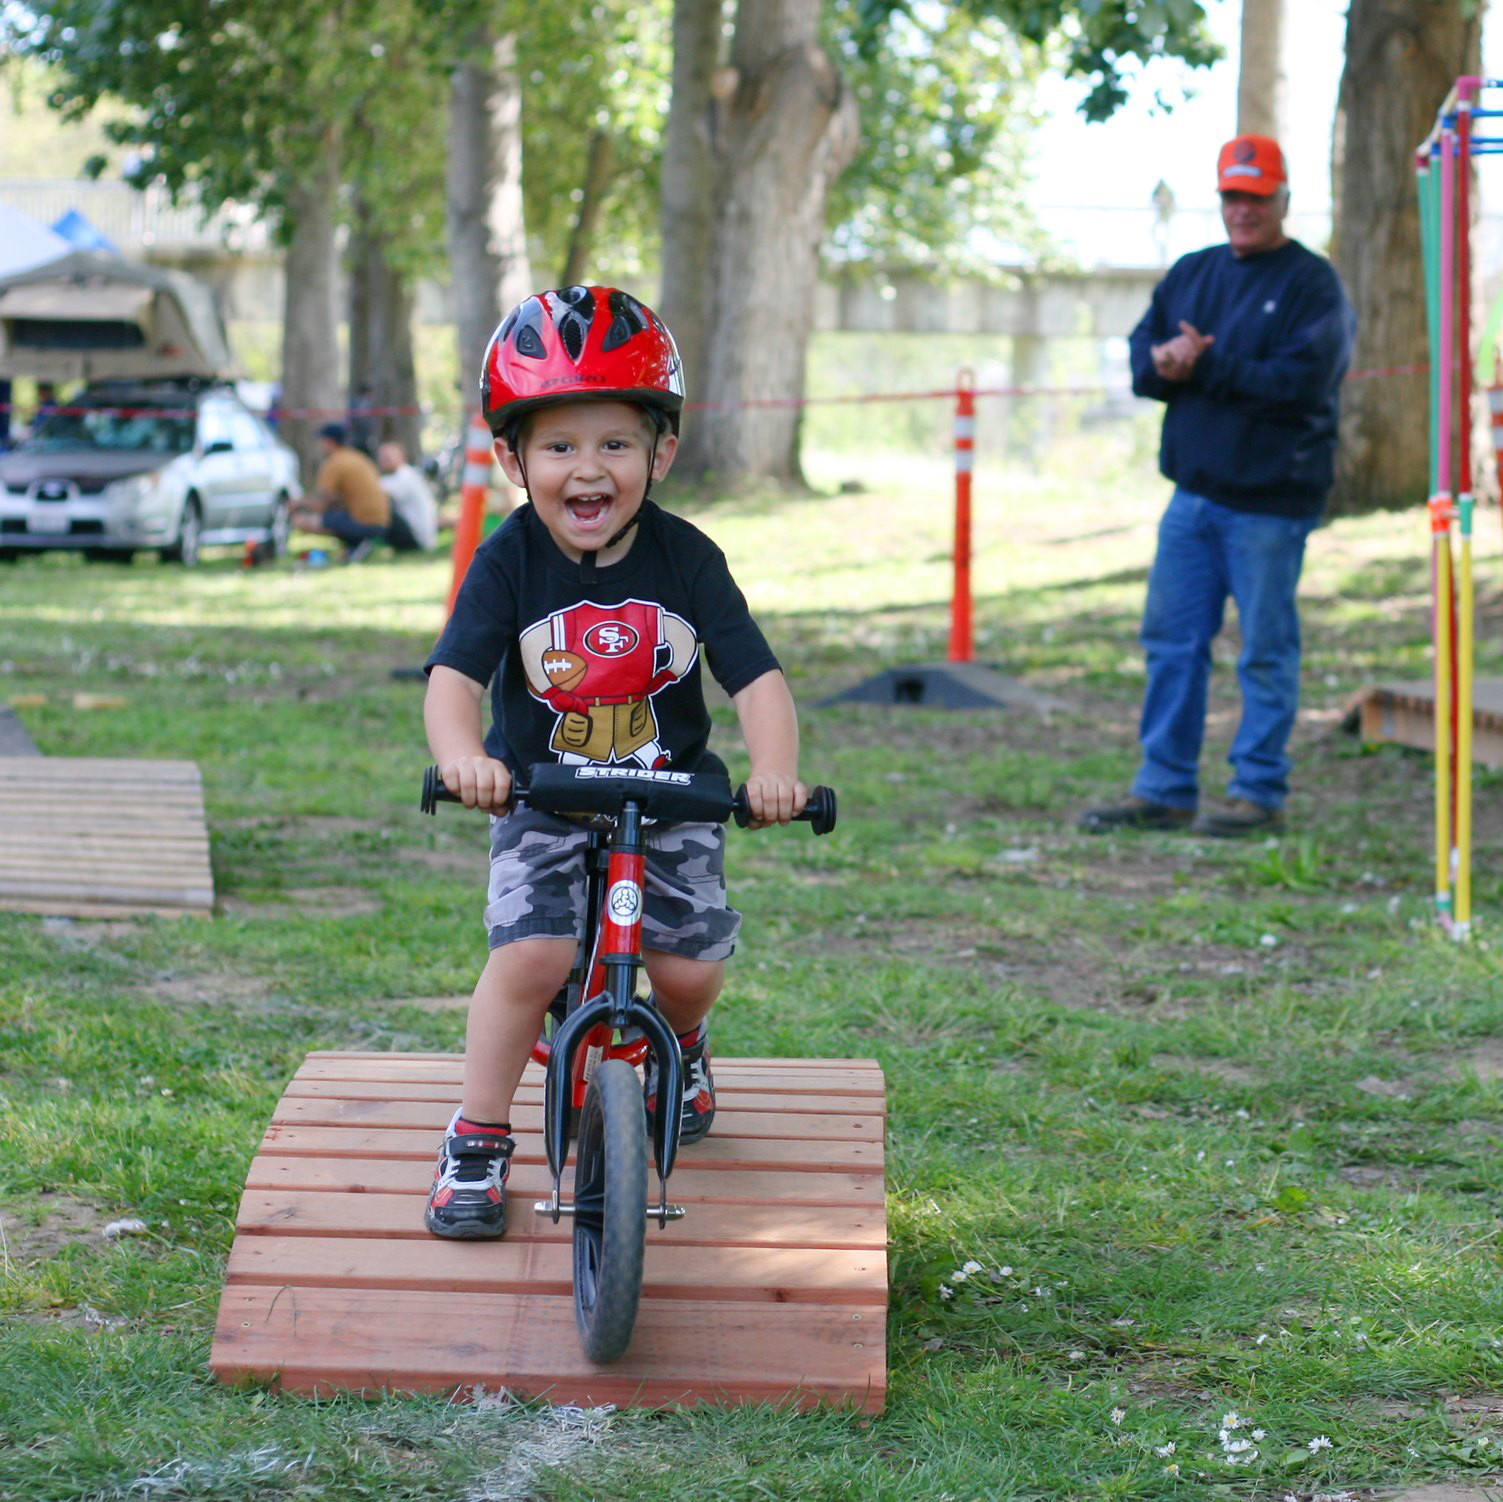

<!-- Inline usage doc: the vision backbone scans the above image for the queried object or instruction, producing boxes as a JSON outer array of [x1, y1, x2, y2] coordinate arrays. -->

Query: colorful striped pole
[[1432, 123, 1457, 930], [444, 409, 495, 619], [1454, 85, 1477, 938], [948, 369, 975, 664]]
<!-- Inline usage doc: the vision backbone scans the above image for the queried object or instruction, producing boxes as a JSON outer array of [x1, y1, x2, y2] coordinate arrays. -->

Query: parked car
[[0, 378, 302, 565]]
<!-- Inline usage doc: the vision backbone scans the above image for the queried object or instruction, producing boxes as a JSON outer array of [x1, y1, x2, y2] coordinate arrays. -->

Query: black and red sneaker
[[424, 1109, 515, 1239], [645, 1024, 716, 1145]]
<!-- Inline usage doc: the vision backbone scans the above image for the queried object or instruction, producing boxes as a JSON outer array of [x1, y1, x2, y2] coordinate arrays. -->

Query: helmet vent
[[602, 290, 648, 353], [512, 297, 548, 360]]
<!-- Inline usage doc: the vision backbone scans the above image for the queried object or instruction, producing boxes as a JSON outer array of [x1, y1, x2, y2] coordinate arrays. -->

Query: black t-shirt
[[425, 499, 780, 777]]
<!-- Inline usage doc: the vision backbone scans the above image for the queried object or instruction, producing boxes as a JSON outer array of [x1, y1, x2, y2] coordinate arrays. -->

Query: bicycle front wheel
[[571, 1057, 648, 1363]]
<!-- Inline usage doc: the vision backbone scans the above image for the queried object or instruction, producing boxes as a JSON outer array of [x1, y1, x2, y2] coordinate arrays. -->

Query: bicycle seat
[[520, 764, 737, 824]]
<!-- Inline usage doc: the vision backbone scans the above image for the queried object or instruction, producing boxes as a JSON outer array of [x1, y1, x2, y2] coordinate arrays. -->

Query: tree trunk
[[1237, 0, 1285, 139], [560, 126, 617, 286], [684, 0, 859, 487], [659, 0, 721, 422], [348, 195, 422, 462], [1328, 0, 1481, 517], [445, 27, 533, 412], [279, 132, 342, 486]]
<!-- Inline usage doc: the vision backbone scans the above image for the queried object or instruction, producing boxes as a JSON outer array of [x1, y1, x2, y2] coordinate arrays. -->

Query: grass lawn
[[3, 424, 1503, 1501]]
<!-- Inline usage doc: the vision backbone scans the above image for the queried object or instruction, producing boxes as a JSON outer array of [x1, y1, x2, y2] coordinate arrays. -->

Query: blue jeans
[[1130, 487, 1316, 812]]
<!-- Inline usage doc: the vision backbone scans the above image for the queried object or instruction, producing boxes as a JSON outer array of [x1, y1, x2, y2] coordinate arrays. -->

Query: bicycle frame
[[536, 794, 686, 1227], [420, 761, 836, 1238]]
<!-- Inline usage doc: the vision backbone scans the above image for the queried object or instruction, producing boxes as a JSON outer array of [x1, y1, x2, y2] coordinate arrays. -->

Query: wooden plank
[[305, 1052, 877, 1076], [291, 1058, 887, 1097], [0, 756, 203, 780], [0, 897, 207, 920], [268, 1097, 883, 1142], [0, 757, 214, 919], [242, 1153, 886, 1206], [234, 1189, 885, 1250], [259, 1124, 883, 1174], [210, 1285, 885, 1409], [225, 1235, 885, 1305], [281, 1076, 885, 1114]]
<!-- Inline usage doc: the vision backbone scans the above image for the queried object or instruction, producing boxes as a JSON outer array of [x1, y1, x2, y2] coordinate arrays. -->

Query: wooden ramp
[[210, 1051, 888, 1410], [0, 757, 214, 918], [1344, 679, 1503, 768]]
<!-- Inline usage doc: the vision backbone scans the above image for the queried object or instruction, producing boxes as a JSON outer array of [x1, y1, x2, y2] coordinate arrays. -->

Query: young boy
[[422, 285, 807, 1239]]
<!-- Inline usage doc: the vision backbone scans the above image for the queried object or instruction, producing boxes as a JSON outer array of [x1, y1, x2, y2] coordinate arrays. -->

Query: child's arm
[[730, 668, 808, 827], [424, 664, 512, 812]]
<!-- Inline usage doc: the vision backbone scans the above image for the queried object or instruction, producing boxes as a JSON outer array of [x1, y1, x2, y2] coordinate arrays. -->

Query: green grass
[[3, 434, 1503, 1500]]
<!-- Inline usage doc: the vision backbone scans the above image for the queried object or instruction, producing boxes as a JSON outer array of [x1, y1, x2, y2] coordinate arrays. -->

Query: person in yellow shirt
[[290, 422, 391, 562]]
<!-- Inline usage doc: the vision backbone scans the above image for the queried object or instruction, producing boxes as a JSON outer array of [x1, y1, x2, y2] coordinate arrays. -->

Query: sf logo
[[584, 622, 639, 657]]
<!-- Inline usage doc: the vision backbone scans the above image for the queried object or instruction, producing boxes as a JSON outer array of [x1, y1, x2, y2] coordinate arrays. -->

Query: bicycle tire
[[571, 1058, 648, 1363]]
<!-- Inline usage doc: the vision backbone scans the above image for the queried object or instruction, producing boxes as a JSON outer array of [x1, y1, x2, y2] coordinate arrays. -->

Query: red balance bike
[[422, 762, 836, 1363]]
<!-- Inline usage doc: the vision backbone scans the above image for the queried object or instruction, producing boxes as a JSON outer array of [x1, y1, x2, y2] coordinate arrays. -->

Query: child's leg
[[461, 937, 576, 1123], [426, 936, 574, 1240], [643, 949, 723, 1144], [641, 948, 724, 1036]]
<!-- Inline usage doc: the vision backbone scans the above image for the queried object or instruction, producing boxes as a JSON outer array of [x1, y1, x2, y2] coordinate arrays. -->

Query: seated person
[[290, 422, 390, 561], [378, 440, 439, 552]]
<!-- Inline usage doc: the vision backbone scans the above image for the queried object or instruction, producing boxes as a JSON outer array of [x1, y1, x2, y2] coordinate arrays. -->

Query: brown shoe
[[1077, 796, 1195, 833], [1189, 798, 1285, 839]]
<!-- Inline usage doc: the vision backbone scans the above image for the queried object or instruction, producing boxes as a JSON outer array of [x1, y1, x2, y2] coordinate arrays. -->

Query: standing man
[[289, 422, 391, 562], [1079, 135, 1356, 839]]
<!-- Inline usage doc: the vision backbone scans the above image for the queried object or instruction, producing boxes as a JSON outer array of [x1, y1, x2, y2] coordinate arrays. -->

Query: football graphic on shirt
[[541, 649, 588, 691]]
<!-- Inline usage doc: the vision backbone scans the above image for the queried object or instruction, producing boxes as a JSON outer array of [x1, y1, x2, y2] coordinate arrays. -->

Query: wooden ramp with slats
[[210, 1051, 887, 1410], [1344, 678, 1503, 768], [0, 757, 214, 918]]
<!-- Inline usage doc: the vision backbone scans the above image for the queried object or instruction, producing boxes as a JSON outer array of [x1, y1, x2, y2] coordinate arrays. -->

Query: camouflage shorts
[[484, 803, 741, 961]]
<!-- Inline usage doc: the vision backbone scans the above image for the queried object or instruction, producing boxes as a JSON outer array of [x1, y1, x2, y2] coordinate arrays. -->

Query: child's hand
[[442, 755, 513, 813], [741, 772, 808, 829]]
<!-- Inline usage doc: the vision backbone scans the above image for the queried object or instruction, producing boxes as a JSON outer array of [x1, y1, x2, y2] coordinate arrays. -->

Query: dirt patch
[[150, 971, 277, 1009], [1, 1192, 107, 1264], [1375, 1485, 1503, 1502], [1151, 1054, 1264, 1087], [1443, 1040, 1503, 1084], [40, 917, 143, 949], [366, 994, 471, 1012], [218, 887, 383, 921]]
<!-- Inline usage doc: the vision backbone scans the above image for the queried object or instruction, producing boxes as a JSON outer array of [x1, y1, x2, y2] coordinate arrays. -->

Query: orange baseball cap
[[1216, 135, 1287, 196]]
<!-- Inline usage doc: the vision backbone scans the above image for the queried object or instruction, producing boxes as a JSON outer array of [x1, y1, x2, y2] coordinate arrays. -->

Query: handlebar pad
[[523, 764, 739, 823]]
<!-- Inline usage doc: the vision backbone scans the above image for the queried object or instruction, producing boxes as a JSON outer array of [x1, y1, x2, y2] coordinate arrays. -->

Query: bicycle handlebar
[[421, 763, 836, 835]]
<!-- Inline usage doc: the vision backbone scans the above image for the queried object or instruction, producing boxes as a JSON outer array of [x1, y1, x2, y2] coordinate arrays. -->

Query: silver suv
[[0, 379, 302, 565]]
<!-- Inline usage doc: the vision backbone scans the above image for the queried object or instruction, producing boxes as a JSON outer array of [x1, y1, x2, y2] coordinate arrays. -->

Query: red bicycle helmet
[[480, 285, 685, 440]]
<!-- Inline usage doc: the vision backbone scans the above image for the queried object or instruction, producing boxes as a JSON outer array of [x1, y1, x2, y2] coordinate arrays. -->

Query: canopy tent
[[0, 250, 235, 380], [0, 200, 72, 279], [50, 208, 121, 256]]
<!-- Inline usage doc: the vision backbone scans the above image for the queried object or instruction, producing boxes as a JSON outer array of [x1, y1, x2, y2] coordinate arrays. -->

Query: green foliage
[[858, 0, 1223, 122], [516, 0, 672, 284], [826, 2, 1051, 275]]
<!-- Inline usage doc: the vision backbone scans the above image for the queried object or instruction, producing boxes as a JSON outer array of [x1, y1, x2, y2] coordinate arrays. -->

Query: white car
[[0, 379, 302, 565]]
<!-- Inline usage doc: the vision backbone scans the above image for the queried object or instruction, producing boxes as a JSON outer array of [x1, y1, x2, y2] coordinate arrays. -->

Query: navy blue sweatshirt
[[1129, 239, 1356, 518]]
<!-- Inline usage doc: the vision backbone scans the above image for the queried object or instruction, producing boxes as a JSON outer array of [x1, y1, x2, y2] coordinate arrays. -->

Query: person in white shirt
[[378, 441, 439, 552]]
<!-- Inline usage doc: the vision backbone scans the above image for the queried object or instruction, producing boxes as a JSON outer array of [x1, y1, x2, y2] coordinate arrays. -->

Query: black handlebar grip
[[421, 764, 461, 814], [732, 784, 837, 836]]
